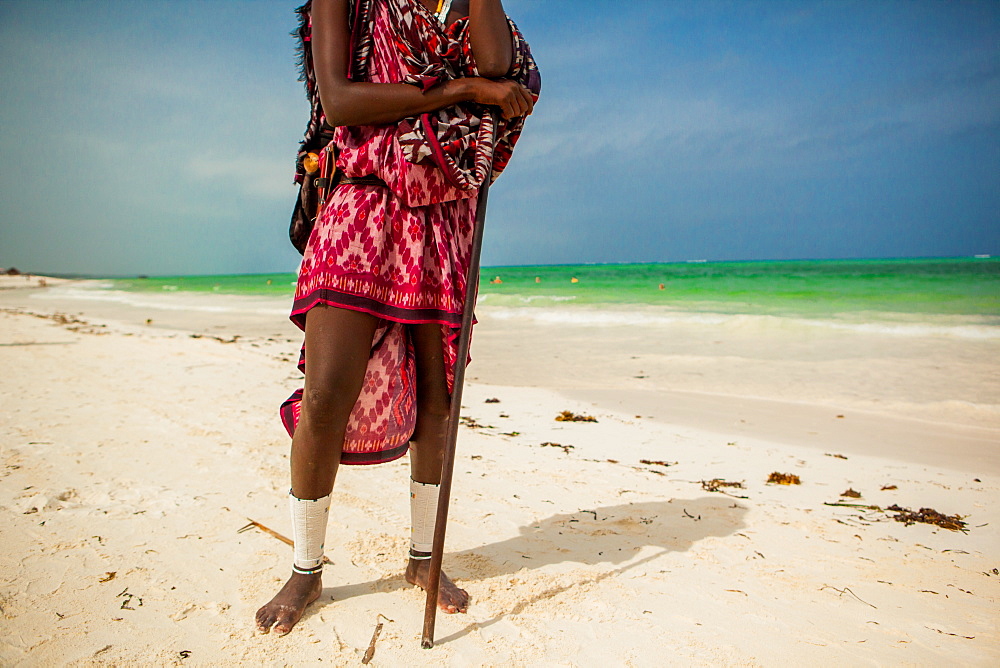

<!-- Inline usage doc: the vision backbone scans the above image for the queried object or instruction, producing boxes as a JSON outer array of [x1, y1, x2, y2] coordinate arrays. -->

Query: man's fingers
[[517, 85, 534, 116], [522, 90, 534, 115], [490, 81, 535, 119], [502, 94, 521, 119]]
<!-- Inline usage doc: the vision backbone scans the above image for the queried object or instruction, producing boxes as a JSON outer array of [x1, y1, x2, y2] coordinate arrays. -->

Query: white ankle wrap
[[289, 491, 331, 573], [409, 479, 440, 557]]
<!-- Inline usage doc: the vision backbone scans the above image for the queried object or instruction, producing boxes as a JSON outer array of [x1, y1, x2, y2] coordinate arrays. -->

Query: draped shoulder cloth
[[359, 0, 541, 192], [292, 0, 540, 210]]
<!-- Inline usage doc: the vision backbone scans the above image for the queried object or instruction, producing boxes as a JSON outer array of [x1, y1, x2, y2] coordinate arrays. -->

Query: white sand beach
[[1, 279, 998, 666]]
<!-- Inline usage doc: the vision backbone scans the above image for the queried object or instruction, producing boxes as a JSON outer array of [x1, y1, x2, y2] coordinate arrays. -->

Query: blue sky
[[1, 0, 997, 276]]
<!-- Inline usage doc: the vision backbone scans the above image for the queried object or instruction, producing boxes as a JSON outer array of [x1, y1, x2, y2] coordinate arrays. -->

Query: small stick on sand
[[238, 519, 333, 565], [823, 502, 880, 510], [925, 626, 975, 640], [819, 585, 877, 609], [362, 614, 393, 664]]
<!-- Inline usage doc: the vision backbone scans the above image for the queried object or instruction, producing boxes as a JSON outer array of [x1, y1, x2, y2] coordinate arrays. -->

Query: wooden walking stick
[[421, 140, 495, 650]]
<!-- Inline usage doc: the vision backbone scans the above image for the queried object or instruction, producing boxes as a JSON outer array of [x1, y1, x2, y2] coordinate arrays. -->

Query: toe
[[274, 610, 298, 636], [440, 592, 467, 614], [255, 609, 273, 634]]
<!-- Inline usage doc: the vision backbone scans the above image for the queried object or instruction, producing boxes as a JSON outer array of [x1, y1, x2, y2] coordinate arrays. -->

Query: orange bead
[[302, 152, 320, 174]]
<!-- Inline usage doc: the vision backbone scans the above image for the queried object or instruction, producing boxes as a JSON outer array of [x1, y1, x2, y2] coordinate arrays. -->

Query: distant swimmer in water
[[490, 276, 503, 284], [570, 277, 579, 283]]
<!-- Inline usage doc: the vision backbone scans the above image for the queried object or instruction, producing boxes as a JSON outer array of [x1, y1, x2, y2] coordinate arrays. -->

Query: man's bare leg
[[256, 306, 379, 635], [406, 323, 470, 614]]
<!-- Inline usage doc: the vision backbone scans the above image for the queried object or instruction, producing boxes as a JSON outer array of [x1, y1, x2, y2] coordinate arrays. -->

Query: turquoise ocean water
[[109, 258, 999, 324]]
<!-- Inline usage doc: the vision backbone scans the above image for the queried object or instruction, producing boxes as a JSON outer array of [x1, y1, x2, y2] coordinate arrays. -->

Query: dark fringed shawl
[[288, 1, 339, 253], [292, 1, 332, 187]]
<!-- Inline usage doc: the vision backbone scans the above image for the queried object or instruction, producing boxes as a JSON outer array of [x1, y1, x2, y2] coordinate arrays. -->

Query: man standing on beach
[[255, 0, 538, 635]]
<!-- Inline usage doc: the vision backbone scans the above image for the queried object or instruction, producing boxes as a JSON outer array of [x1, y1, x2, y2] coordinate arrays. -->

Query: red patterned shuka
[[280, 0, 540, 465]]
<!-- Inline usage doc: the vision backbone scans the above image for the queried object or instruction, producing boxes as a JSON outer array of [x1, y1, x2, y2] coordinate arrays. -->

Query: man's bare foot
[[255, 572, 323, 635], [405, 558, 469, 613]]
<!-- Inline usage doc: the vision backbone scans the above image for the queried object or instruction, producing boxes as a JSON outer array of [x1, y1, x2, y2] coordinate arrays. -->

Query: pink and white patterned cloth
[[280, 0, 538, 465]]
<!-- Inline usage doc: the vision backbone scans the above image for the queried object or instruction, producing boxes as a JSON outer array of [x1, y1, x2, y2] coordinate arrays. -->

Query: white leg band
[[410, 479, 440, 556], [289, 491, 331, 573]]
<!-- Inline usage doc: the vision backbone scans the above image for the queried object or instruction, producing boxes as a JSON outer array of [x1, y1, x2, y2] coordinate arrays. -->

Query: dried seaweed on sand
[[701, 478, 744, 492], [821, 503, 969, 532], [887, 505, 967, 532], [840, 488, 861, 498], [701, 478, 749, 499], [767, 472, 801, 485], [555, 411, 598, 422], [460, 416, 493, 429]]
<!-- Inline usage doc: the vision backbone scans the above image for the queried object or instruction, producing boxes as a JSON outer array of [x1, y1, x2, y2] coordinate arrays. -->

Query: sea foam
[[480, 305, 1000, 340], [30, 283, 288, 316]]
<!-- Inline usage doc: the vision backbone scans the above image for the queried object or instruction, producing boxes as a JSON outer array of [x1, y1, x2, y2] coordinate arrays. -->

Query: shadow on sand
[[314, 496, 747, 640]]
